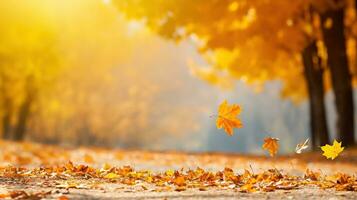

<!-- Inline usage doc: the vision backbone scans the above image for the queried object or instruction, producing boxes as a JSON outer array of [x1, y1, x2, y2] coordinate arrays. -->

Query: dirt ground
[[0, 140, 356, 199], [1, 185, 357, 200]]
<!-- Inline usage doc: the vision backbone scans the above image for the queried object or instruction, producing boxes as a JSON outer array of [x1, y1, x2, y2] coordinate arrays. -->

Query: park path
[[0, 140, 356, 199]]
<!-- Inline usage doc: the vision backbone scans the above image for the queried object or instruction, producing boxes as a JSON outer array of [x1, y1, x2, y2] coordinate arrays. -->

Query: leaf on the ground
[[101, 163, 112, 171], [175, 186, 186, 191], [275, 181, 298, 190], [240, 183, 256, 193], [8, 190, 51, 199], [295, 138, 309, 154], [216, 100, 243, 136], [321, 140, 344, 160], [304, 169, 320, 181], [56, 181, 90, 189], [0, 140, 356, 194], [262, 137, 279, 157], [173, 176, 186, 186], [58, 195, 69, 200], [165, 169, 174, 176], [104, 172, 120, 179]]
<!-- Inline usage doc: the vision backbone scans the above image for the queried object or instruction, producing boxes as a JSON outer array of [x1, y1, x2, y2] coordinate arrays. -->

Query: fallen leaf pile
[[0, 140, 356, 198], [0, 190, 53, 200], [0, 162, 356, 198]]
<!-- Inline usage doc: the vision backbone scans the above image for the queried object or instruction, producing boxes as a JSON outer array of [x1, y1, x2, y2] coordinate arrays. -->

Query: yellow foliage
[[104, 172, 120, 179], [321, 140, 344, 160], [0, 0, 205, 145]]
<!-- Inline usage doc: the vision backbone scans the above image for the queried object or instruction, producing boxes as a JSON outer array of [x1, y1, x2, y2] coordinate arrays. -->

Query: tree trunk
[[302, 41, 330, 149], [13, 97, 32, 141], [2, 97, 13, 140], [0, 70, 13, 140], [13, 77, 35, 141], [321, 9, 355, 146]]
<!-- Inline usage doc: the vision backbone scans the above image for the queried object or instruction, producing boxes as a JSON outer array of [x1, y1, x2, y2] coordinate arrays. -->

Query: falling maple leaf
[[216, 100, 243, 136], [321, 140, 344, 160], [295, 138, 309, 154], [262, 137, 279, 157]]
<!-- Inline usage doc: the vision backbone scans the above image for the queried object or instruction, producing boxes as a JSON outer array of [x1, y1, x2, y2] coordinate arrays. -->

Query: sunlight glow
[[103, 0, 111, 5], [126, 20, 146, 36]]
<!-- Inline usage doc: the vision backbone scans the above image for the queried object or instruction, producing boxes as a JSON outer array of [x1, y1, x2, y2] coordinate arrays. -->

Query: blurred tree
[[0, 0, 207, 148], [302, 41, 330, 148], [0, 68, 14, 140], [114, 0, 356, 147], [113, 0, 326, 148], [0, 1, 59, 141], [320, 3, 355, 146], [13, 76, 36, 141]]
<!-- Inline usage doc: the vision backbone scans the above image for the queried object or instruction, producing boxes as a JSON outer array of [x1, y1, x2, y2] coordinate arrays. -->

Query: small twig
[[249, 164, 255, 175]]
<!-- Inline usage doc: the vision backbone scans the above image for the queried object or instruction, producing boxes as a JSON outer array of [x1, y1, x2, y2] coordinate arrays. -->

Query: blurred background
[[0, 0, 356, 154]]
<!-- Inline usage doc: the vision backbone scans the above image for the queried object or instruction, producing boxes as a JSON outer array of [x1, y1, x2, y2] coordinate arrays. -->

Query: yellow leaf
[[321, 140, 344, 160], [240, 183, 256, 193], [165, 169, 174, 176], [216, 100, 243, 136], [102, 163, 112, 171], [262, 137, 279, 157], [104, 172, 120, 179]]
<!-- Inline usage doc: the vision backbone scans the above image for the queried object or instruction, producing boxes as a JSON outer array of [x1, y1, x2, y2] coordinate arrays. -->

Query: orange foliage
[[113, 0, 357, 102], [216, 100, 243, 136], [262, 137, 280, 157]]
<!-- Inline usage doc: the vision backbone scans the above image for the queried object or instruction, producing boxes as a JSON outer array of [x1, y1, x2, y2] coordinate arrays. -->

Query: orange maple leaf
[[262, 137, 279, 157], [173, 176, 186, 186], [216, 100, 243, 136]]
